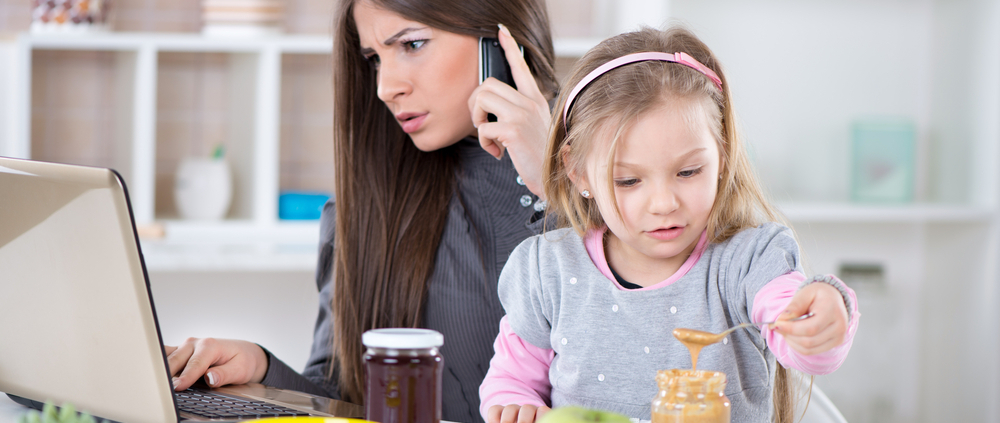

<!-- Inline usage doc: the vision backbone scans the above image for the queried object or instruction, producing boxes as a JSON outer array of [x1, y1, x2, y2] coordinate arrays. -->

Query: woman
[[165, 0, 559, 422]]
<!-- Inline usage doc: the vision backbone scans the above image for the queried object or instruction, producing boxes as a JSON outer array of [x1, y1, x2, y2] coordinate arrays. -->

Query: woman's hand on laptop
[[165, 337, 269, 391]]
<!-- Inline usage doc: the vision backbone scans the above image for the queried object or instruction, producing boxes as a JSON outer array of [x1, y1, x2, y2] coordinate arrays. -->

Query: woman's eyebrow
[[360, 27, 425, 57], [382, 27, 424, 45]]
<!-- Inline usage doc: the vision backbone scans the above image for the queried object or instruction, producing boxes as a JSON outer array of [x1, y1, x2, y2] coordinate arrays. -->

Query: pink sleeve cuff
[[752, 272, 861, 375], [479, 316, 554, 420]]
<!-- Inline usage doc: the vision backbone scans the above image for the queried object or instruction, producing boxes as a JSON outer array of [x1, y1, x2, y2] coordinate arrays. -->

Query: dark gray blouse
[[261, 138, 544, 423]]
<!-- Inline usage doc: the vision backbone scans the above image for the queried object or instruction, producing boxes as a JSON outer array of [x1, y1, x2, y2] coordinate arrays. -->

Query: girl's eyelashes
[[678, 167, 703, 178], [614, 178, 639, 188]]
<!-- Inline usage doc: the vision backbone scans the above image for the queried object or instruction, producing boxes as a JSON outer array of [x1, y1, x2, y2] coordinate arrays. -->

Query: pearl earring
[[581, 190, 591, 198]]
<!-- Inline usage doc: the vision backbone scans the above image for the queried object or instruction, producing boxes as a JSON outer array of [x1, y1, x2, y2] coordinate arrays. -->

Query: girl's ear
[[561, 144, 588, 191]]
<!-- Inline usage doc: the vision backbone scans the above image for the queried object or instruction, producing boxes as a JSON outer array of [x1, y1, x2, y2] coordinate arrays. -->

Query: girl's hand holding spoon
[[771, 282, 851, 356]]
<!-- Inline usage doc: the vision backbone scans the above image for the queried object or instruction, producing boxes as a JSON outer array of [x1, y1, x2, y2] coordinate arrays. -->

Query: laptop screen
[[0, 158, 178, 423]]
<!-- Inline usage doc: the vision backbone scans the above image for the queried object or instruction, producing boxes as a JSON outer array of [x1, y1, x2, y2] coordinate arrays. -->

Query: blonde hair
[[543, 26, 802, 422]]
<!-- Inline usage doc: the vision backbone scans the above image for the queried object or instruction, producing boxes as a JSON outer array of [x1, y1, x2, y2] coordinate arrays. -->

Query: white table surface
[[0, 393, 28, 422]]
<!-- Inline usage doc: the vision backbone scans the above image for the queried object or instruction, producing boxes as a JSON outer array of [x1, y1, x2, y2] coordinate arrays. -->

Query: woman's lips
[[646, 226, 684, 241], [397, 113, 428, 133]]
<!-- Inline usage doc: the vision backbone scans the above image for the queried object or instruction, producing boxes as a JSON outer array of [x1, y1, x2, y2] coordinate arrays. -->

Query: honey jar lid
[[362, 328, 444, 349]]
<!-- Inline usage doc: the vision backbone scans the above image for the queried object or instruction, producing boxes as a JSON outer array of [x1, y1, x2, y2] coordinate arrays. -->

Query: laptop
[[0, 156, 363, 422]]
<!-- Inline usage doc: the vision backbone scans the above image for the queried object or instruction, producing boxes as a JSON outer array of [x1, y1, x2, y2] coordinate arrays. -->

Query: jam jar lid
[[363, 328, 444, 349]]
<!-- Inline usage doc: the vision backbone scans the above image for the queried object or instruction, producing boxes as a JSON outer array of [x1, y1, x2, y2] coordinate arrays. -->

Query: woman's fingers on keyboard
[[166, 338, 196, 378], [172, 337, 224, 391]]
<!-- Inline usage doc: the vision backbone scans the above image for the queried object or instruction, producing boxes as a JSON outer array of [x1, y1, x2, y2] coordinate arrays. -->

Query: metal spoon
[[673, 313, 814, 346]]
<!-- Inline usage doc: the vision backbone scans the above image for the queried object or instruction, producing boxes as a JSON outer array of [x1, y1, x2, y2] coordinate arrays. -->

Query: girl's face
[[581, 99, 721, 277], [353, 1, 480, 151]]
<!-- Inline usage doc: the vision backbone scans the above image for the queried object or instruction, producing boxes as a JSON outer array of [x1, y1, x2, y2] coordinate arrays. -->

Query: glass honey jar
[[651, 369, 730, 423]]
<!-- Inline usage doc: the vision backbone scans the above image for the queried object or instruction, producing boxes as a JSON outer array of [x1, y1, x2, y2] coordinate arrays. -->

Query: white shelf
[[778, 202, 997, 223], [139, 221, 321, 272], [140, 240, 318, 272], [21, 32, 333, 53]]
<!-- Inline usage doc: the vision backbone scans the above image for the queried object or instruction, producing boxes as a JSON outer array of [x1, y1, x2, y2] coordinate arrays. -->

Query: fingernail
[[172, 377, 179, 387], [498, 23, 511, 37], [206, 372, 217, 386]]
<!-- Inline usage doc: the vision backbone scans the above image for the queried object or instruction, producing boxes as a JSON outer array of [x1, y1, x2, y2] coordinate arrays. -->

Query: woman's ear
[[561, 144, 588, 192]]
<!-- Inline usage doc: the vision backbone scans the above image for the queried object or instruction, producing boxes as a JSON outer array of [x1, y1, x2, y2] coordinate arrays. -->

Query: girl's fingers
[[517, 405, 538, 423], [774, 313, 834, 338], [536, 406, 552, 421], [488, 405, 507, 423], [487, 405, 505, 423], [781, 316, 847, 355], [501, 405, 522, 423], [497, 24, 545, 104], [785, 329, 843, 355]]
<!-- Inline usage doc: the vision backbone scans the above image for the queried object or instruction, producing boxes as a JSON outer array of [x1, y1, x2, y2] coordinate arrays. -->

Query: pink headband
[[562, 52, 723, 130]]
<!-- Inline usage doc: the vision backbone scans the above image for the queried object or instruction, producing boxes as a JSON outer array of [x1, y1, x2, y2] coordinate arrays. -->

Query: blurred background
[[1, 0, 998, 422]]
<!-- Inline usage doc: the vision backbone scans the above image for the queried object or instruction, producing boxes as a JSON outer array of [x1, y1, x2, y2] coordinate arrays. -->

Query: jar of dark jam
[[363, 328, 444, 423]]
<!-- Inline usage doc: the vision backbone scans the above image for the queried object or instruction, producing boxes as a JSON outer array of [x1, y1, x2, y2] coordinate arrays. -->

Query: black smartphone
[[479, 37, 518, 88], [479, 37, 523, 122]]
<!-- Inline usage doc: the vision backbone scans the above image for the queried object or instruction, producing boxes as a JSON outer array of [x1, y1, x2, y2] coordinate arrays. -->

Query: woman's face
[[353, 1, 480, 151]]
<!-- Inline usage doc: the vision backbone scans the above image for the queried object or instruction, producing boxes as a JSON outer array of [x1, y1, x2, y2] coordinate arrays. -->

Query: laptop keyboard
[[175, 388, 313, 419]]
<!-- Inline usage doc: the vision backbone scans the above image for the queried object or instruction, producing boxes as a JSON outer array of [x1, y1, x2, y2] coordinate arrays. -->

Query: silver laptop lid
[[0, 157, 177, 423]]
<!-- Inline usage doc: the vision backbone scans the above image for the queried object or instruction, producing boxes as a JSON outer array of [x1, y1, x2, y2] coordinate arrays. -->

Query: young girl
[[479, 27, 860, 423]]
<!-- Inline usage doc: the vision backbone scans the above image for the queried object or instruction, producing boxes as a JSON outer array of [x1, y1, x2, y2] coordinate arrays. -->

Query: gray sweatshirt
[[498, 224, 802, 423]]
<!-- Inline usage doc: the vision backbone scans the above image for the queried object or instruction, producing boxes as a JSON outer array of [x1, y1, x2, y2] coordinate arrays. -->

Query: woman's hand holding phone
[[469, 24, 551, 200]]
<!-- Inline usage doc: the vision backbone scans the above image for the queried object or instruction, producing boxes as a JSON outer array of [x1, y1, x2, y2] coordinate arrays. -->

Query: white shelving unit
[[4, 33, 335, 271]]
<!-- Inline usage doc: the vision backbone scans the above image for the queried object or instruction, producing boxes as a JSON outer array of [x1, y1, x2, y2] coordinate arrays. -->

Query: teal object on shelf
[[851, 119, 916, 203], [279, 191, 331, 220]]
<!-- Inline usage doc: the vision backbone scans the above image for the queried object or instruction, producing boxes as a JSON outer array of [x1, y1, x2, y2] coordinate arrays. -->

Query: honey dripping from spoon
[[673, 313, 814, 369], [672, 328, 724, 370]]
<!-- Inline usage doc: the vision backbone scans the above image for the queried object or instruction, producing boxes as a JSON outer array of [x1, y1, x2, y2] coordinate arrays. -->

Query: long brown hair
[[543, 26, 799, 422], [330, 0, 557, 405]]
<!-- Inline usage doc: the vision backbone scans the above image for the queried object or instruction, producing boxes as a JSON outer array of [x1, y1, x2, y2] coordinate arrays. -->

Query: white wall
[[670, 1, 1000, 422], [669, 0, 991, 204], [148, 271, 320, 373]]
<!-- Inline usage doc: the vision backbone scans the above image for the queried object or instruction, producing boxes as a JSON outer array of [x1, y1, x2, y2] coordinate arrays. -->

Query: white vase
[[174, 158, 232, 220]]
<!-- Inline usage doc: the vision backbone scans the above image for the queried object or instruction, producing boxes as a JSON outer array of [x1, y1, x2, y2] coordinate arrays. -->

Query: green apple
[[538, 406, 632, 423]]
